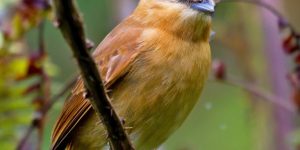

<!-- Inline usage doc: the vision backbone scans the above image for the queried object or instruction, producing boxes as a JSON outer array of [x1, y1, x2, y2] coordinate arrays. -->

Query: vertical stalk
[[260, 0, 293, 150]]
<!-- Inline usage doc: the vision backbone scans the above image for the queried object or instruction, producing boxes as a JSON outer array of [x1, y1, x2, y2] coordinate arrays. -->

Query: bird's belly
[[110, 55, 208, 149], [72, 41, 211, 150], [124, 81, 204, 149], [72, 66, 206, 150]]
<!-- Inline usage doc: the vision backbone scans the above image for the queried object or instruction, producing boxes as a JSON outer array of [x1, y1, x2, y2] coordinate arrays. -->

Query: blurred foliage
[[0, 0, 55, 149], [0, 55, 33, 150]]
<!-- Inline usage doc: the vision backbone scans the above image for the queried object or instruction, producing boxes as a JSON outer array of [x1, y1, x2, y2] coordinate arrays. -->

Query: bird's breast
[[111, 28, 211, 148], [70, 28, 211, 150]]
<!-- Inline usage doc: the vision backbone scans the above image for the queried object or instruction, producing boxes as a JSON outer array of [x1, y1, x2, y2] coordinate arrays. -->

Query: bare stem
[[16, 125, 35, 150], [212, 75, 297, 113], [52, 0, 134, 149], [42, 76, 77, 114]]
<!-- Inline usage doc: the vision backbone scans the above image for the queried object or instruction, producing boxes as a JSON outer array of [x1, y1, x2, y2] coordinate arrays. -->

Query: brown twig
[[42, 76, 77, 113], [16, 125, 35, 150], [212, 75, 297, 113], [52, 0, 134, 149]]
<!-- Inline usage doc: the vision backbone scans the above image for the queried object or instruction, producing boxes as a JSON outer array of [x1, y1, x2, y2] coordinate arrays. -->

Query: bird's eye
[[189, 0, 204, 3], [180, 0, 205, 5]]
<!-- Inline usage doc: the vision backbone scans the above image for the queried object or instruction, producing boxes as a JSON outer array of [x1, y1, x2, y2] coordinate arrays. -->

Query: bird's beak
[[191, 0, 215, 15]]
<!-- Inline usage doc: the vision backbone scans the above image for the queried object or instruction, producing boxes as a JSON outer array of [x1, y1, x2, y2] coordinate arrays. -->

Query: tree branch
[[42, 76, 77, 114], [52, 0, 134, 149], [212, 75, 296, 113]]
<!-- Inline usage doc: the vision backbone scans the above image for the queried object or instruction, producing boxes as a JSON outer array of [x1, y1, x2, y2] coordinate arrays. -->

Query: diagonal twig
[[211, 75, 297, 113], [52, 0, 134, 149]]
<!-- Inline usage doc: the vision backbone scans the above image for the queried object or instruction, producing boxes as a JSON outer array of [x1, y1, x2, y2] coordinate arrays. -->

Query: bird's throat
[[131, 1, 212, 42]]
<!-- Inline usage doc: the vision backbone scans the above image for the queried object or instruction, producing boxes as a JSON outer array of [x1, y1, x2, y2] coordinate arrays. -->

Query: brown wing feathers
[[51, 24, 143, 149], [51, 80, 92, 150]]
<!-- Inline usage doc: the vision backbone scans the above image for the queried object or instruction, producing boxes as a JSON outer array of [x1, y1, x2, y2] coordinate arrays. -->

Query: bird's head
[[132, 0, 216, 41]]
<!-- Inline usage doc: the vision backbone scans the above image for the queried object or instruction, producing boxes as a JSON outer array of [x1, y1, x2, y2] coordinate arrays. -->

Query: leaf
[[8, 57, 30, 79]]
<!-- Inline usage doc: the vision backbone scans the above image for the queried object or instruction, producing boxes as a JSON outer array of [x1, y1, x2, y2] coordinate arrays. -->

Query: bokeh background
[[1, 0, 300, 150]]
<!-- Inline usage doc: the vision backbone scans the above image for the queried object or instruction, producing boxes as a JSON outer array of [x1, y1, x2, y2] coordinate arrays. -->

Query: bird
[[51, 0, 215, 149]]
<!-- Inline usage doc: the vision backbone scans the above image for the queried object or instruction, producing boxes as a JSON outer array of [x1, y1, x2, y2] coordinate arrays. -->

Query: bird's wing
[[51, 23, 144, 150]]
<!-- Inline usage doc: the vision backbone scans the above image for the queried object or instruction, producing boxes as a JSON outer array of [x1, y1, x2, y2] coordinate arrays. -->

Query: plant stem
[[260, 0, 294, 149]]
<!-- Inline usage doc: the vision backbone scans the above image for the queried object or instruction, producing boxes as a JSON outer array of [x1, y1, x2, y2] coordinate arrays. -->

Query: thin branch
[[211, 75, 297, 113], [52, 0, 134, 149], [38, 21, 45, 53], [42, 76, 77, 113], [16, 125, 35, 150]]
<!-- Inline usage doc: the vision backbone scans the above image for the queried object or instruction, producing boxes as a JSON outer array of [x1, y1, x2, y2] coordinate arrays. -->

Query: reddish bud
[[283, 35, 299, 54], [26, 51, 46, 77], [212, 60, 226, 80], [278, 19, 300, 54], [295, 53, 300, 65], [292, 89, 300, 112]]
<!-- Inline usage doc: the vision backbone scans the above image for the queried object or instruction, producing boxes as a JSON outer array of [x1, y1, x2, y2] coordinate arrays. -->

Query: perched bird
[[51, 0, 215, 149]]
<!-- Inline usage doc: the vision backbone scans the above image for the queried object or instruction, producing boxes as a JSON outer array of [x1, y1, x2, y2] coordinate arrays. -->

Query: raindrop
[[204, 102, 213, 110], [219, 124, 228, 130]]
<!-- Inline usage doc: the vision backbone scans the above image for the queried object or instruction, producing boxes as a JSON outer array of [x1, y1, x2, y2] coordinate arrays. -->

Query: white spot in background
[[219, 124, 228, 130], [209, 30, 216, 41], [204, 102, 213, 111]]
